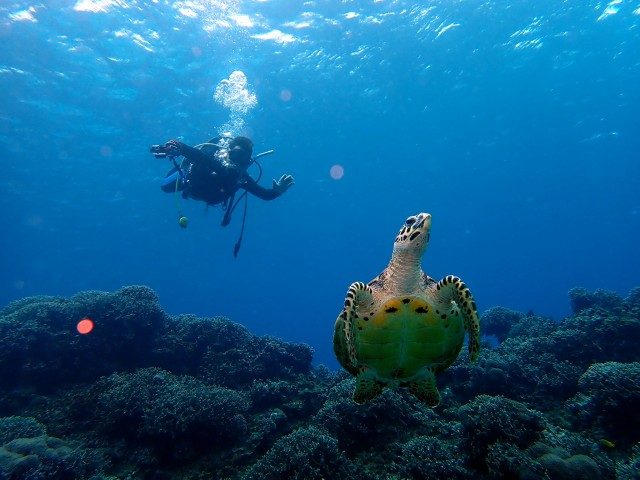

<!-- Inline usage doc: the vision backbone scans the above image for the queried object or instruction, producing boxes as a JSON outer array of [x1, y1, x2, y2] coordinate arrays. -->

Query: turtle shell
[[334, 294, 465, 382]]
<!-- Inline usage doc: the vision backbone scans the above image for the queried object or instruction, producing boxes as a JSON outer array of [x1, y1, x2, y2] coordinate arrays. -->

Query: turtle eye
[[405, 217, 416, 227]]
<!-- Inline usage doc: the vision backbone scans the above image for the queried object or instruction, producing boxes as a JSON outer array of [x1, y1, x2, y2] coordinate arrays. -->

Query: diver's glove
[[273, 174, 295, 195]]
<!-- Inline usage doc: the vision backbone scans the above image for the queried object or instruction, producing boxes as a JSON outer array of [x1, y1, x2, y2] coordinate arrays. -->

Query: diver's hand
[[151, 140, 185, 158], [163, 139, 183, 156], [273, 174, 294, 195]]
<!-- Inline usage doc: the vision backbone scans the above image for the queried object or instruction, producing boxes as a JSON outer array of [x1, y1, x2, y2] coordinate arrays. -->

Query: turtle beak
[[415, 213, 431, 229]]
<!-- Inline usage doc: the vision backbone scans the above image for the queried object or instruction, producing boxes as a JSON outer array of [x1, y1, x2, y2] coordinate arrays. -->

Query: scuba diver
[[150, 135, 294, 256]]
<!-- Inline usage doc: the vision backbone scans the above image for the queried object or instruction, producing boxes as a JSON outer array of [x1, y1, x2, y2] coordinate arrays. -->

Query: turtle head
[[393, 213, 432, 258]]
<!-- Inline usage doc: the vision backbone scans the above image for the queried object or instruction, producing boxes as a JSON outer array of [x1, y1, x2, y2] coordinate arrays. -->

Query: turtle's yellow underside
[[353, 296, 465, 380]]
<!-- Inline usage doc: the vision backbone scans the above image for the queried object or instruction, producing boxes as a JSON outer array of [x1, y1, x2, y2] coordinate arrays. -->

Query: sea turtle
[[333, 212, 480, 406]]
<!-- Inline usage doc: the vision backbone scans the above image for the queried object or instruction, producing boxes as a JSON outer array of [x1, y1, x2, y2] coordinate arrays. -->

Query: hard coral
[[396, 435, 470, 479], [0, 435, 102, 479], [241, 426, 367, 480], [459, 395, 545, 471], [89, 367, 249, 463], [481, 306, 524, 342], [0, 286, 165, 391], [568, 287, 624, 314], [567, 362, 640, 447], [314, 379, 445, 455], [615, 442, 640, 479], [625, 287, 640, 309], [537, 453, 601, 480], [200, 335, 313, 388], [0, 416, 46, 445], [447, 292, 640, 411], [153, 314, 252, 376]]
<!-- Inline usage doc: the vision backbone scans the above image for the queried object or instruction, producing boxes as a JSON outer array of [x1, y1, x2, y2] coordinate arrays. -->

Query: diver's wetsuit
[[161, 140, 281, 205]]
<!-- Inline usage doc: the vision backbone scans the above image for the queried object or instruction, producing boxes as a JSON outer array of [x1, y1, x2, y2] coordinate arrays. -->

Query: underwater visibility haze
[[0, 0, 639, 479]]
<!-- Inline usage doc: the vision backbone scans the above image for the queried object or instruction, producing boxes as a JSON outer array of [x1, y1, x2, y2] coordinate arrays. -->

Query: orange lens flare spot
[[77, 318, 94, 335]]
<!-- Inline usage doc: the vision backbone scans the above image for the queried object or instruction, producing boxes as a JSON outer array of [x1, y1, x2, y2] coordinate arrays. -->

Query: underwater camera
[[150, 144, 177, 158]]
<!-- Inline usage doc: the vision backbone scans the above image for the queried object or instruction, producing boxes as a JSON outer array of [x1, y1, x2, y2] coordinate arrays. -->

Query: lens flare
[[76, 318, 94, 335], [330, 164, 345, 180], [280, 89, 292, 102]]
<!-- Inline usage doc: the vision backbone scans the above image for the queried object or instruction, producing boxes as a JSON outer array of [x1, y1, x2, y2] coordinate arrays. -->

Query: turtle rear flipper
[[408, 370, 440, 406], [354, 370, 384, 403]]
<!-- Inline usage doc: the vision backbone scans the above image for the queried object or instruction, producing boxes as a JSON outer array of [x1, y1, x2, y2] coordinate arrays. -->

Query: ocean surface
[[1, 0, 639, 369]]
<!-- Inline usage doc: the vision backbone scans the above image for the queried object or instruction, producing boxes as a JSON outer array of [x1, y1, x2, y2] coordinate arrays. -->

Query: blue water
[[1, 0, 638, 369]]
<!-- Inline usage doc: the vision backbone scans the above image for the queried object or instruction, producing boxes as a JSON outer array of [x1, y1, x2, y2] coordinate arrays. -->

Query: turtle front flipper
[[434, 275, 481, 361], [408, 369, 440, 406], [335, 281, 374, 367]]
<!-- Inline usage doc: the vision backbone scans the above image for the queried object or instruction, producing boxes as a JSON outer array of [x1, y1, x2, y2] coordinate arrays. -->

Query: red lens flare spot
[[77, 318, 94, 335], [279, 89, 292, 102], [330, 164, 345, 180]]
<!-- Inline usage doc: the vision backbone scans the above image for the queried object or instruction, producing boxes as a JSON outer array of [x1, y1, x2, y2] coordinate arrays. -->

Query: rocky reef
[[0, 285, 639, 479]]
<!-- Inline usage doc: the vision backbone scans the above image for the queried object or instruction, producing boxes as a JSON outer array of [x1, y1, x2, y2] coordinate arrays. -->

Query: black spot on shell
[[415, 306, 428, 314], [402, 298, 410, 304], [363, 317, 369, 321], [409, 230, 421, 241], [440, 314, 447, 319], [385, 306, 398, 313]]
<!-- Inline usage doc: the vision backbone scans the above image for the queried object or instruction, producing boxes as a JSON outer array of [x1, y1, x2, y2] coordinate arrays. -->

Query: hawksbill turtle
[[333, 212, 480, 406]]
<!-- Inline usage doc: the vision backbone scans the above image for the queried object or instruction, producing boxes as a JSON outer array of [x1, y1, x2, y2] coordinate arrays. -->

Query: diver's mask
[[228, 145, 252, 166]]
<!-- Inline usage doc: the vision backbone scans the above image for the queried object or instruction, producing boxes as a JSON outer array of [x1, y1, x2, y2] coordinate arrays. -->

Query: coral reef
[[0, 416, 46, 445], [0, 286, 165, 392], [0, 417, 104, 479], [0, 285, 638, 479], [567, 362, 640, 448], [394, 434, 470, 479], [615, 442, 640, 479], [458, 395, 545, 471], [568, 287, 624, 314], [87, 368, 249, 458], [480, 306, 524, 342], [444, 287, 640, 412], [241, 426, 367, 480]]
